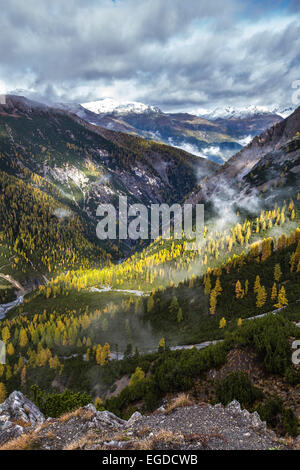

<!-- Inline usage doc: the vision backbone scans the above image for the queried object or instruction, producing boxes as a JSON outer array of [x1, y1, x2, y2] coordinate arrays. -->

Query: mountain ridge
[[186, 105, 300, 205], [55, 98, 284, 164]]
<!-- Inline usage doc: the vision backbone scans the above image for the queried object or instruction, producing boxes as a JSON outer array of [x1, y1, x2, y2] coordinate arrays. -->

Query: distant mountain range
[[196, 105, 295, 120], [78, 99, 294, 120], [54, 98, 287, 165]]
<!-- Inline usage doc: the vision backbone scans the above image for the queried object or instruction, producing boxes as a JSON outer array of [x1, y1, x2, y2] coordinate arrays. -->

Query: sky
[[0, 0, 299, 112]]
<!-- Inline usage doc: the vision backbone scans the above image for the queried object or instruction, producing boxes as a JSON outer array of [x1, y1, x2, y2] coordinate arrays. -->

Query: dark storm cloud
[[0, 0, 299, 111]]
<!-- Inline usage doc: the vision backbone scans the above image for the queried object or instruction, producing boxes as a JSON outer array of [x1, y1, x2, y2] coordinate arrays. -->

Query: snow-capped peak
[[271, 106, 296, 119], [196, 105, 295, 120], [81, 98, 161, 115]]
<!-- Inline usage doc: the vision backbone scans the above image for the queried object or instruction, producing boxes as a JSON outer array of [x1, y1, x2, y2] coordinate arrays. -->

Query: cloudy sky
[[0, 0, 299, 112]]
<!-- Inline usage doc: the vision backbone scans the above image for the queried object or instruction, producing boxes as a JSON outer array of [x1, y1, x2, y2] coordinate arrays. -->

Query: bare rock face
[[126, 411, 142, 426], [81, 404, 126, 429], [0, 391, 45, 445], [225, 400, 267, 433], [92, 409, 127, 430], [0, 419, 24, 446], [0, 391, 45, 425]]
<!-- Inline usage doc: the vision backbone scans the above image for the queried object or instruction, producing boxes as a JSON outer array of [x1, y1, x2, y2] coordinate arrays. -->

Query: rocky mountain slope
[[0, 391, 293, 450], [1, 95, 214, 208], [186, 106, 300, 206]]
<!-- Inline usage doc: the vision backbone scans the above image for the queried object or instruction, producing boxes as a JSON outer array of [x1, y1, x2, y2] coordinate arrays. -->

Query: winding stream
[[0, 295, 24, 320]]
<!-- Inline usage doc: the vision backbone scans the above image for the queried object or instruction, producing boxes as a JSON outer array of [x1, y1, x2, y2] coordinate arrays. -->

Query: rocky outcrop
[[0, 391, 45, 445], [124, 400, 280, 450], [0, 391, 45, 424], [82, 404, 126, 430], [0, 419, 24, 446], [0, 392, 293, 450]]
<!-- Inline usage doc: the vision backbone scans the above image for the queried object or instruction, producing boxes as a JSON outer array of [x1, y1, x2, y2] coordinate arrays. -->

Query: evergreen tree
[[129, 367, 145, 387], [274, 263, 282, 282], [254, 275, 261, 294], [235, 280, 244, 299], [0, 382, 6, 403], [177, 307, 183, 323], [256, 285, 267, 308], [271, 283, 277, 301], [274, 286, 288, 309]]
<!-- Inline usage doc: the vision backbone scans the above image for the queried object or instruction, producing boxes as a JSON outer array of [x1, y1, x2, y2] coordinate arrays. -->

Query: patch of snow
[[195, 105, 295, 120], [81, 98, 161, 115]]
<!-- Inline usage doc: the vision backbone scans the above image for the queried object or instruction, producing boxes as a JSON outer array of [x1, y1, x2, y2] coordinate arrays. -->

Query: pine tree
[[274, 286, 288, 309], [256, 285, 267, 308], [101, 343, 111, 364], [274, 263, 282, 282], [254, 275, 261, 294], [158, 337, 165, 350], [214, 278, 222, 296], [94, 397, 103, 410], [209, 289, 217, 315], [271, 283, 277, 301], [235, 280, 244, 299], [21, 366, 26, 387], [19, 329, 28, 348], [1, 326, 10, 344], [204, 275, 211, 295], [177, 308, 183, 323], [0, 382, 6, 403], [6, 343, 14, 356], [129, 367, 145, 387], [95, 345, 102, 365]]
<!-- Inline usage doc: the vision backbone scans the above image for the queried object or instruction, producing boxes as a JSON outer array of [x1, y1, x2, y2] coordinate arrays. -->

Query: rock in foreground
[[0, 392, 295, 450]]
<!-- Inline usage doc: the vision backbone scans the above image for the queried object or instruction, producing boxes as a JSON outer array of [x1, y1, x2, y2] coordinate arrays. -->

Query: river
[[0, 295, 24, 320]]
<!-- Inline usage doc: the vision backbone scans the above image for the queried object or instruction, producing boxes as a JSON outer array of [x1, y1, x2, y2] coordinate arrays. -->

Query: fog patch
[[53, 207, 72, 219], [238, 135, 253, 147]]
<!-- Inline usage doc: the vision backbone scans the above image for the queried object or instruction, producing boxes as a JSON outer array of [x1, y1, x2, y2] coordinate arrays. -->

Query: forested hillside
[[0, 95, 216, 290], [0, 98, 299, 439]]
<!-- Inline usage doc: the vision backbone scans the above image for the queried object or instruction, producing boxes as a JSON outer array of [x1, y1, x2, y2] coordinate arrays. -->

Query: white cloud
[[0, 0, 299, 111]]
